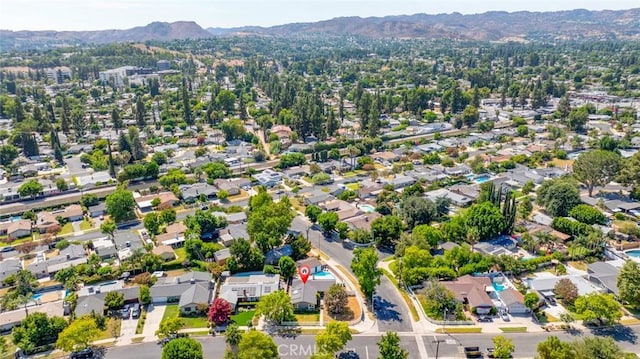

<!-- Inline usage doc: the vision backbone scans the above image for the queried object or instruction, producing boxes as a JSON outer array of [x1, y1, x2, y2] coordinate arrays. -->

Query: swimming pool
[[32, 293, 42, 300], [492, 282, 506, 292], [473, 175, 492, 184], [359, 204, 375, 213], [312, 271, 336, 280], [626, 250, 640, 258]]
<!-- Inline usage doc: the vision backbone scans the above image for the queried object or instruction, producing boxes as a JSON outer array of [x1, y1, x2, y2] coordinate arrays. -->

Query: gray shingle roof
[[178, 284, 211, 307]]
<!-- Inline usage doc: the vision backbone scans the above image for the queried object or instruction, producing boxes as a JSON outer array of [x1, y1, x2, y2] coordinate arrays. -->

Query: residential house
[[179, 284, 212, 314], [389, 175, 416, 190], [92, 237, 117, 260], [218, 272, 281, 308], [304, 191, 333, 206], [255, 169, 283, 187], [344, 213, 381, 231], [586, 261, 620, 296], [290, 273, 336, 311], [88, 203, 107, 218], [27, 244, 87, 278], [180, 183, 218, 203], [499, 288, 528, 314], [265, 244, 293, 265], [60, 204, 84, 222], [0, 219, 31, 239], [156, 222, 188, 248], [35, 211, 61, 234], [321, 200, 361, 221], [225, 212, 247, 224], [0, 259, 22, 287], [372, 151, 400, 163], [76, 282, 139, 317], [152, 245, 177, 261], [425, 188, 474, 207], [526, 275, 604, 301], [283, 166, 310, 180], [214, 179, 249, 196], [214, 248, 231, 265], [441, 275, 494, 315], [135, 192, 179, 212], [1, 301, 64, 332], [296, 257, 325, 274]]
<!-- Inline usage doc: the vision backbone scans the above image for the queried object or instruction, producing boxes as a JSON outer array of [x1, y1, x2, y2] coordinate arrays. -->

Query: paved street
[[105, 327, 640, 359], [297, 215, 414, 333]]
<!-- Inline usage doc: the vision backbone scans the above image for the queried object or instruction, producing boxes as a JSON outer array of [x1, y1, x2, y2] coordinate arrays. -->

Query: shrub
[[569, 204, 607, 225]]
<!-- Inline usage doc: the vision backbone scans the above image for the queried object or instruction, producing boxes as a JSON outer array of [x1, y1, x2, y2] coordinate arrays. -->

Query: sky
[[0, 0, 638, 31]]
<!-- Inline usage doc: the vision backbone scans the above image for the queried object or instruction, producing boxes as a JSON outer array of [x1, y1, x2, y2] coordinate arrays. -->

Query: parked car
[[477, 316, 493, 323], [1, 246, 15, 253], [132, 303, 140, 318], [70, 348, 93, 359], [121, 305, 130, 319], [500, 311, 510, 322], [486, 347, 495, 358], [338, 350, 359, 359]]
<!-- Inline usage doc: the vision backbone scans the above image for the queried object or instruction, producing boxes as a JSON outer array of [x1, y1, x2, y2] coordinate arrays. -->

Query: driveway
[[142, 304, 166, 342], [116, 314, 139, 346]]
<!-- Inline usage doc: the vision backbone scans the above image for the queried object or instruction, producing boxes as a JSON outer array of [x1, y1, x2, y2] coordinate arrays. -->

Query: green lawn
[[499, 327, 527, 333], [59, 223, 74, 235], [162, 304, 209, 329], [436, 327, 482, 333], [95, 318, 122, 340], [231, 310, 255, 326], [79, 219, 94, 231], [345, 183, 360, 190], [294, 312, 320, 323]]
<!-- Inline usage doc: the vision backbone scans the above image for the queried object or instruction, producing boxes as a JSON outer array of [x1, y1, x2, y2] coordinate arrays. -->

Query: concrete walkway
[[141, 304, 166, 343]]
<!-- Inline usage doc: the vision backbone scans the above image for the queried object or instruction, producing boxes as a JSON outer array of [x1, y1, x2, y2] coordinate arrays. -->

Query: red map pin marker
[[298, 265, 311, 284]]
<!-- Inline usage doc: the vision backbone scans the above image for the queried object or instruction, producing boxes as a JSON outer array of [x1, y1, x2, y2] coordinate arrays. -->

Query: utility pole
[[433, 338, 445, 359]]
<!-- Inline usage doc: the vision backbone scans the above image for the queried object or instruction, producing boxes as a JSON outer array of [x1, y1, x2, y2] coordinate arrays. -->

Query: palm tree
[[346, 145, 360, 170]]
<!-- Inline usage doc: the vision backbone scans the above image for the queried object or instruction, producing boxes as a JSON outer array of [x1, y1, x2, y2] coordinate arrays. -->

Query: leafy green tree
[[492, 335, 515, 359], [399, 196, 436, 229], [12, 313, 68, 352], [18, 180, 43, 198], [139, 285, 151, 305], [289, 235, 311, 260], [567, 107, 588, 132], [377, 332, 408, 359], [317, 211, 339, 235], [536, 178, 581, 217], [305, 205, 322, 224], [0, 144, 19, 165], [217, 190, 229, 201], [216, 90, 237, 115], [221, 118, 245, 140], [104, 291, 124, 310], [537, 336, 576, 359], [156, 318, 185, 337], [325, 284, 348, 315], [55, 317, 100, 352], [371, 215, 404, 248], [278, 256, 297, 283], [54, 266, 78, 291], [100, 219, 116, 238], [227, 239, 265, 273], [143, 212, 162, 236], [573, 150, 621, 197], [617, 260, 640, 308], [256, 290, 294, 325], [315, 322, 352, 356], [162, 337, 203, 359], [462, 105, 479, 127], [247, 190, 293, 253], [351, 247, 381, 299], [524, 292, 540, 311], [105, 187, 136, 223], [574, 293, 622, 324], [574, 337, 628, 359], [464, 202, 506, 241], [237, 330, 278, 359], [0, 336, 7, 356]]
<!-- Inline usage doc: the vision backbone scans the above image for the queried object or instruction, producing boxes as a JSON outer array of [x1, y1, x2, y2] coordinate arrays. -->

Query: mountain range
[[2, 8, 640, 50]]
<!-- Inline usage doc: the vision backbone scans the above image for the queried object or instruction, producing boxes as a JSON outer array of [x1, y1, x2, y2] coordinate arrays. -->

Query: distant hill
[[206, 8, 640, 42], [3, 8, 640, 50], [0, 21, 212, 49]]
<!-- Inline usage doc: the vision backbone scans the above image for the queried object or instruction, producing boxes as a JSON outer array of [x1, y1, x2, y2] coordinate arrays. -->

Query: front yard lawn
[[294, 312, 320, 323], [231, 310, 255, 326], [95, 318, 122, 340], [162, 304, 208, 329], [436, 327, 482, 333], [500, 327, 527, 333], [79, 219, 94, 231], [59, 223, 74, 235]]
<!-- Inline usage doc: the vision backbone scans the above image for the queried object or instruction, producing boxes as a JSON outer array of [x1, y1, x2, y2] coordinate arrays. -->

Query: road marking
[[365, 346, 369, 359], [416, 334, 429, 359]]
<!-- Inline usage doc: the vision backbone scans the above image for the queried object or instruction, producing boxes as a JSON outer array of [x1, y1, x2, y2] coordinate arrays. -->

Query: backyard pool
[[312, 271, 336, 280], [32, 293, 42, 300], [359, 204, 375, 213], [626, 249, 640, 258], [473, 175, 492, 184], [492, 282, 506, 292]]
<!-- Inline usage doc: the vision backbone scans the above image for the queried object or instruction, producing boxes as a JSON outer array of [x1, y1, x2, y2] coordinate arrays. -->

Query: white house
[[218, 272, 280, 309]]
